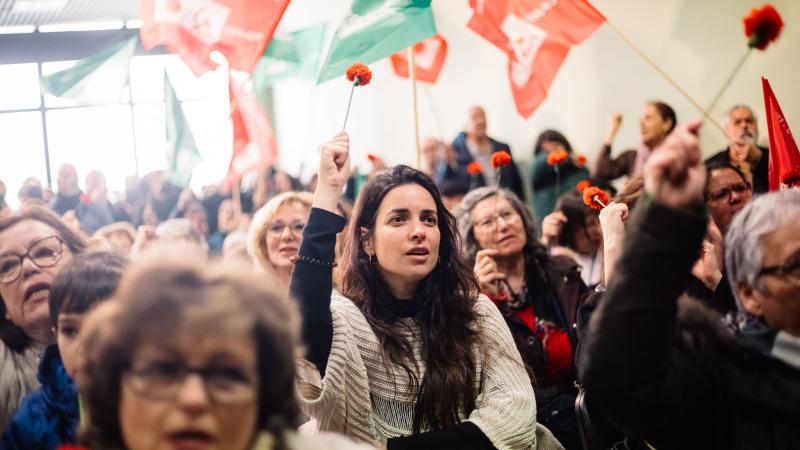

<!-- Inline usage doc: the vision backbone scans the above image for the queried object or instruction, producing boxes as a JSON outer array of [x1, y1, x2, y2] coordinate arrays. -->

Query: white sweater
[[297, 292, 564, 450], [0, 341, 44, 431]]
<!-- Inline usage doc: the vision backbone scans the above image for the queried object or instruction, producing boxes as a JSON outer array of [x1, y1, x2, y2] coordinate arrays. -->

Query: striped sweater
[[296, 291, 564, 450], [0, 341, 44, 431]]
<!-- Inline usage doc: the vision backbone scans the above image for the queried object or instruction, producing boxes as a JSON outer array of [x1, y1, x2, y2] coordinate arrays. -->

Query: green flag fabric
[[316, 0, 436, 83], [40, 36, 137, 105], [253, 23, 328, 88], [164, 73, 201, 188]]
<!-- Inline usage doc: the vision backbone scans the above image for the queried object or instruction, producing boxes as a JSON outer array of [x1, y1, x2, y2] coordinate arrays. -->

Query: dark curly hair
[[80, 255, 301, 450], [340, 165, 480, 432]]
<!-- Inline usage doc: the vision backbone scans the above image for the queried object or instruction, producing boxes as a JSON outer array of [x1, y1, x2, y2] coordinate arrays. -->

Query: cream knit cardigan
[[0, 341, 44, 431], [297, 291, 564, 450]]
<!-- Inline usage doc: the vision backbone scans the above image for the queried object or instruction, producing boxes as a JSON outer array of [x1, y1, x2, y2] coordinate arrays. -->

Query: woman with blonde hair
[[248, 192, 314, 294]]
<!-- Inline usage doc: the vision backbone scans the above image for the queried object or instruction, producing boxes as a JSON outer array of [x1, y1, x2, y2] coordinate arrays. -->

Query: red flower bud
[[583, 186, 609, 210], [744, 4, 783, 50], [576, 180, 591, 192], [346, 63, 372, 86], [574, 154, 587, 168], [467, 161, 483, 175], [491, 151, 512, 169], [546, 149, 569, 166]]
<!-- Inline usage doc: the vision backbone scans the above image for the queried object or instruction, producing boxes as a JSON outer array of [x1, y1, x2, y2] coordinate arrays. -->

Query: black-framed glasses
[[759, 254, 800, 281], [124, 360, 258, 405], [706, 182, 750, 203], [266, 221, 305, 236], [0, 236, 64, 284]]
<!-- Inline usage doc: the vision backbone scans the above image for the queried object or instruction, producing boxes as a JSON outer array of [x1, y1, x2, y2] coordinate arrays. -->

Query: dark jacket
[[705, 145, 770, 193], [1, 345, 79, 450], [581, 200, 800, 449], [49, 192, 81, 216], [593, 144, 637, 182], [449, 132, 526, 201]]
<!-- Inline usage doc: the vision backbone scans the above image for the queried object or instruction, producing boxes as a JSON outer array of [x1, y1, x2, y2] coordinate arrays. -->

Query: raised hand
[[541, 211, 567, 248], [313, 132, 351, 213], [604, 113, 623, 145], [599, 202, 628, 283], [474, 249, 505, 298], [644, 120, 706, 210]]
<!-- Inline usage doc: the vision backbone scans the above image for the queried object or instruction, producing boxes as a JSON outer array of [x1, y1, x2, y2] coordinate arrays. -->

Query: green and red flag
[[164, 73, 201, 188]]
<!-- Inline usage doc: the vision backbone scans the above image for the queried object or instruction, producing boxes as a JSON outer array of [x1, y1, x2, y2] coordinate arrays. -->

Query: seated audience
[[1, 250, 127, 449], [581, 121, 800, 449]]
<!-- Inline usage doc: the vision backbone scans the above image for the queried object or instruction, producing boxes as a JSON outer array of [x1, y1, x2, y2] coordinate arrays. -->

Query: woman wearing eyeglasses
[[454, 188, 589, 450], [247, 192, 314, 295], [0, 207, 88, 430], [79, 254, 373, 450]]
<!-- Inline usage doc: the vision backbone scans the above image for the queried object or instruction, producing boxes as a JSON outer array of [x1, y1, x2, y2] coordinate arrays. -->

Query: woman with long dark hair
[[290, 133, 562, 449]]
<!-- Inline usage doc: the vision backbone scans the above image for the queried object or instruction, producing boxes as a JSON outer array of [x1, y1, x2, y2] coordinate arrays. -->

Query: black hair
[[648, 100, 677, 134], [48, 250, 128, 327], [533, 129, 574, 155], [704, 161, 751, 200], [555, 190, 598, 250]]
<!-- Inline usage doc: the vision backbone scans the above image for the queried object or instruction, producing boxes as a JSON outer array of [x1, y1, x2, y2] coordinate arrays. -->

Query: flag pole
[[601, 17, 726, 137], [409, 47, 421, 169]]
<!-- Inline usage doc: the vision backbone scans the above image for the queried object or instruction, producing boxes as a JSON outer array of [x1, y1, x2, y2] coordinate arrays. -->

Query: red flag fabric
[[390, 34, 448, 84], [140, 0, 290, 75], [762, 77, 800, 191], [468, 0, 605, 118], [224, 77, 277, 187]]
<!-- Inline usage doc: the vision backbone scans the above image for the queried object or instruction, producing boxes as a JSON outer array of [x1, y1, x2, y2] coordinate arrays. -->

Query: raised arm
[[289, 132, 350, 375]]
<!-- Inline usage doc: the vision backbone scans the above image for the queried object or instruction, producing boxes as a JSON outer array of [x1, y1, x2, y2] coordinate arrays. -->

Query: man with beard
[[705, 104, 769, 193], [49, 165, 82, 216]]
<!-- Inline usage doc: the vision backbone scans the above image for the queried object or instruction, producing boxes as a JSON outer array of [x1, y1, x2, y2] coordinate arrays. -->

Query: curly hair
[[80, 254, 301, 450], [339, 165, 480, 432]]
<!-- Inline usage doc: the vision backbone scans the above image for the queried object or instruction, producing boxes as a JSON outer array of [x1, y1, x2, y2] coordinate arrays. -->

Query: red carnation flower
[[744, 4, 783, 50], [781, 166, 800, 187], [467, 161, 483, 175], [491, 151, 512, 169], [546, 149, 569, 166], [583, 186, 609, 210], [576, 180, 590, 192], [79, 194, 91, 203], [366, 153, 378, 162], [574, 154, 587, 168], [346, 62, 372, 86]]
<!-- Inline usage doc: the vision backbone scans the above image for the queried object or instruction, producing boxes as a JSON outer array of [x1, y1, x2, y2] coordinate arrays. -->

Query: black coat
[[580, 201, 800, 449]]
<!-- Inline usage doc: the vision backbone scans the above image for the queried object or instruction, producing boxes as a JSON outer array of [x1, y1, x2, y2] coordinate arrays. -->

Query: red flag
[[140, 0, 290, 75], [763, 77, 800, 191], [390, 35, 448, 84], [468, 0, 605, 118], [224, 76, 277, 187]]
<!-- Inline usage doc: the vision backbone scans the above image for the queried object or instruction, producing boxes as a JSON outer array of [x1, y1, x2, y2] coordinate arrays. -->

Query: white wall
[[271, 0, 800, 184]]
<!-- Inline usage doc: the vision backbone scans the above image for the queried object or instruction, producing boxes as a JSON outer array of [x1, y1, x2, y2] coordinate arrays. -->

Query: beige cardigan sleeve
[[0, 342, 42, 431], [467, 295, 543, 450]]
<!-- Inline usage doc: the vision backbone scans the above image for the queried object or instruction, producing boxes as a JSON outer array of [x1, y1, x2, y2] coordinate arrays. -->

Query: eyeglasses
[[125, 360, 258, 405], [0, 236, 64, 284], [474, 209, 520, 233], [266, 221, 305, 236], [760, 254, 800, 282], [706, 182, 750, 203]]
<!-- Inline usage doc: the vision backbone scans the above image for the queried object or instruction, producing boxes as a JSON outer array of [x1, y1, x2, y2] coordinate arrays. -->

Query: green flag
[[316, 0, 436, 83], [253, 23, 328, 88], [164, 73, 201, 188], [40, 36, 137, 105]]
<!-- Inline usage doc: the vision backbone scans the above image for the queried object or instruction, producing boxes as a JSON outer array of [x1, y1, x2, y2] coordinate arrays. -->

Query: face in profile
[[639, 103, 672, 147], [364, 184, 441, 297], [0, 220, 73, 338], [470, 196, 527, 258], [119, 326, 259, 450]]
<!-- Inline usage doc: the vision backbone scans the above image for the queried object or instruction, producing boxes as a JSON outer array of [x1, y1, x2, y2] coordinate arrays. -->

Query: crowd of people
[[0, 99, 797, 450]]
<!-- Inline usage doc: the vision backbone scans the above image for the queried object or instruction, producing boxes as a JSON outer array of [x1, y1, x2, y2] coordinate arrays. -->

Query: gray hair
[[725, 189, 800, 308], [453, 186, 546, 265], [722, 104, 755, 129], [155, 218, 208, 252]]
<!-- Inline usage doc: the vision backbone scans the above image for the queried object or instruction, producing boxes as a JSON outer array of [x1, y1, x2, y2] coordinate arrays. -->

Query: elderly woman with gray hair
[[455, 187, 588, 450], [581, 121, 800, 449]]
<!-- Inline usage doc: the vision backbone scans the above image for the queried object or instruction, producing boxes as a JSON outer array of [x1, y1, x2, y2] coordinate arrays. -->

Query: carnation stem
[[341, 78, 358, 131], [706, 48, 752, 116], [554, 163, 561, 206], [593, 195, 608, 209]]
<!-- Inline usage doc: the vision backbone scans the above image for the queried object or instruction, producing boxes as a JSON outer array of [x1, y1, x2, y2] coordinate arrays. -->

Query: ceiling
[[0, 0, 139, 28]]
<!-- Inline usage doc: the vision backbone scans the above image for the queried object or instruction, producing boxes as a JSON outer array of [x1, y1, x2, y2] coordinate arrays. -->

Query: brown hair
[[613, 176, 645, 211], [0, 207, 88, 352], [80, 253, 301, 449]]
